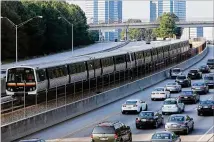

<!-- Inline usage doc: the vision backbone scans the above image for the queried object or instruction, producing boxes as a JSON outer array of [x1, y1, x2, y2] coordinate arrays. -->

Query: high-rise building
[[85, 0, 122, 41], [150, 0, 202, 38]]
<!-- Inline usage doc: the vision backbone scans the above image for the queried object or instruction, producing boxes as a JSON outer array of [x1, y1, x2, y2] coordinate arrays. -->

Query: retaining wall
[[1, 42, 208, 142]]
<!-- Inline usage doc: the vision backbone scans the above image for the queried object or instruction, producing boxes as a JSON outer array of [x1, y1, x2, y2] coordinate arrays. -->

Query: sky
[[68, 0, 214, 21]]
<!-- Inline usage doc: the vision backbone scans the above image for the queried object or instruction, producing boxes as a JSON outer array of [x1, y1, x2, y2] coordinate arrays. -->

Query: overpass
[[88, 21, 214, 30]]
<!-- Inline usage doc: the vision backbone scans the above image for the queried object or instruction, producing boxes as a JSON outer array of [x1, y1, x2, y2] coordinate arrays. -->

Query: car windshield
[[164, 100, 177, 105], [189, 70, 197, 73], [181, 91, 193, 95], [204, 76, 213, 80], [172, 69, 180, 73], [92, 126, 115, 134], [152, 133, 171, 140], [167, 83, 176, 86], [177, 76, 186, 79], [199, 100, 214, 105], [126, 101, 137, 105], [207, 59, 214, 63], [154, 88, 164, 91], [192, 83, 204, 86], [139, 112, 154, 118], [169, 116, 185, 122]]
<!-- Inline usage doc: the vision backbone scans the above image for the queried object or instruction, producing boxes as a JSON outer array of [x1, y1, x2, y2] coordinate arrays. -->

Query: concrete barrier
[[1, 43, 207, 142]]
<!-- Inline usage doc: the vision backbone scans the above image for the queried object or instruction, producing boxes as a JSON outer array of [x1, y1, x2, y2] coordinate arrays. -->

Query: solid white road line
[[197, 125, 214, 141]]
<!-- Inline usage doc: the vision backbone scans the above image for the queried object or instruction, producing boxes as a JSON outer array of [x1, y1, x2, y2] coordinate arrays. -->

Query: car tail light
[[136, 118, 140, 122], [114, 134, 118, 139], [91, 134, 93, 139]]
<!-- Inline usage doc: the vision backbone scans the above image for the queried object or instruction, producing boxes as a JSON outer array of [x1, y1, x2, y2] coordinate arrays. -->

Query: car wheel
[[185, 127, 189, 135], [162, 112, 165, 115], [144, 105, 148, 111], [122, 111, 125, 114]]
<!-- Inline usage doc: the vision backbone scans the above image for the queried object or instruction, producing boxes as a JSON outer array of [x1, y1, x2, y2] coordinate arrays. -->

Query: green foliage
[[1, 1, 94, 61], [153, 12, 182, 38]]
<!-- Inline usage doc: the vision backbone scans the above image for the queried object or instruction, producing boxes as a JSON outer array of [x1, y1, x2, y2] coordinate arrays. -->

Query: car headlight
[[198, 105, 202, 109]]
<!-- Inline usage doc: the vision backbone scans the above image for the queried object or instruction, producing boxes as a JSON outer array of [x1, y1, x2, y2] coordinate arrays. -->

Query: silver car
[[165, 114, 194, 135], [191, 82, 209, 94], [165, 82, 182, 93], [151, 131, 181, 142]]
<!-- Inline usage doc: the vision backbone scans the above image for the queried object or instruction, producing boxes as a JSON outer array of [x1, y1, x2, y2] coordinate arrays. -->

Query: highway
[[18, 45, 214, 142]]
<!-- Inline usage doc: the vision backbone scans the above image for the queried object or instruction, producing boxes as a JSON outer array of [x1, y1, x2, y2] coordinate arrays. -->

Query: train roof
[[6, 39, 188, 70]]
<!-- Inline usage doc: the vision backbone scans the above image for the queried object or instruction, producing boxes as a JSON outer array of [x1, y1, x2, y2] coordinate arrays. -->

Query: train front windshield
[[7, 68, 35, 83]]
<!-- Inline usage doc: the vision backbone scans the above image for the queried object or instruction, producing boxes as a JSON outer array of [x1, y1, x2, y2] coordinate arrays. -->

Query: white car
[[121, 99, 148, 114], [151, 87, 171, 101], [162, 98, 185, 115], [165, 82, 182, 93]]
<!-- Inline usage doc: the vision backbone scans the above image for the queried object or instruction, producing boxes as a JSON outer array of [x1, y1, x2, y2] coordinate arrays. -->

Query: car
[[175, 75, 191, 87], [197, 100, 214, 116], [165, 82, 182, 93], [207, 59, 214, 69], [198, 65, 210, 73], [187, 69, 202, 79], [191, 82, 209, 94], [170, 68, 183, 79], [161, 98, 185, 115], [121, 99, 148, 114], [151, 87, 171, 101], [135, 111, 164, 129], [203, 74, 214, 88], [165, 114, 194, 135], [151, 131, 181, 142], [19, 139, 46, 142], [178, 91, 200, 104], [91, 121, 132, 142]]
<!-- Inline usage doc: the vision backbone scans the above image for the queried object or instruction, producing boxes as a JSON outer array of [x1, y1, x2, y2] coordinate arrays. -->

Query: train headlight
[[33, 87, 36, 90], [30, 88, 32, 91], [10, 88, 13, 91]]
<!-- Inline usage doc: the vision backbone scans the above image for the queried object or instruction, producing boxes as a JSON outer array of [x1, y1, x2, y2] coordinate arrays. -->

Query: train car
[[5, 40, 190, 96]]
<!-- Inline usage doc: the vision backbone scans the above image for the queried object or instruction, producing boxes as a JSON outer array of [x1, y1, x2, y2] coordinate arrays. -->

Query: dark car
[[19, 139, 45, 142], [203, 74, 214, 88], [91, 121, 132, 142], [187, 69, 202, 79], [197, 100, 214, 116], [198, 65, 210, 73], [136, 111, 163, 129], [151, 131, 181, 142], [175, 75, 191, 87], [178, 91, 200, 104], [207, 59, 214, 69], [191, 82, 209, 94]]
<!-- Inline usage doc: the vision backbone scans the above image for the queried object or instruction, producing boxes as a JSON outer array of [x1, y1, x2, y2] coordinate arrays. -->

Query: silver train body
[[5, 40, 190, 96]]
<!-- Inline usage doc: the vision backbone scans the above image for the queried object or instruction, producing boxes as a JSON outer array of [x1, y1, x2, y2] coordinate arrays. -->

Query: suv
[[170, 68, 183, 79], [91, 121, 132, 142], [204, 74, 214, 88], [187, 69, 202, 79], [161, 98, 185, 115], [175, 75, 191, 87], [207, 59, 214, 69]]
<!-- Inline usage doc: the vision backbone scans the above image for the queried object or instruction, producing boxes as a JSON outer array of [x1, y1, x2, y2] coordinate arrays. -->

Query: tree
[[153, 12, 182, 38]]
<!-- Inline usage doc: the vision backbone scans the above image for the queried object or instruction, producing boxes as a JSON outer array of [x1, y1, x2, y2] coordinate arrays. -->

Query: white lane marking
[[197, 125, 214, 141]]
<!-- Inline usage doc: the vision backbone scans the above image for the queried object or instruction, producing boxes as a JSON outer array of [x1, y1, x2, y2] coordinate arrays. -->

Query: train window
[[94, 59, 101, 69], [69, 62, 86, 74], [36, 69, 46, 82], [135, 51, 143, 59], [48, 66, 67, 79], [102, 57, 114, 67], [87, 60, 94, 71], [114, 55, 125, 64], [144, 50, 151, 57]]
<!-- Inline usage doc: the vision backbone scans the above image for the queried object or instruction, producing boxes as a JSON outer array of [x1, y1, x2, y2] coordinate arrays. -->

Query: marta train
[[5, 40, 191, 96]]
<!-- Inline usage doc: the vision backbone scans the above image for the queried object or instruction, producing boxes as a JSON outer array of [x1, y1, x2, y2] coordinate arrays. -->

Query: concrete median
[[1, 42, 207, 142]]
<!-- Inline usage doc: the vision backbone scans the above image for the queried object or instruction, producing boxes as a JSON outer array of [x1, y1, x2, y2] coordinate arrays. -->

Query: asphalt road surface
[[18, 46, 214, 142]]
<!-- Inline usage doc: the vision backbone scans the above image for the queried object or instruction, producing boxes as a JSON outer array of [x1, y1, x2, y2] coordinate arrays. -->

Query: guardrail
[[1, 40, 207, 142]]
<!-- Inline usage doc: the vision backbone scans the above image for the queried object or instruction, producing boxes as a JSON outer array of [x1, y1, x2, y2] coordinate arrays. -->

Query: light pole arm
[[60, 16, 73, 26], [1, 17, 16, 27], [17, 16, 43, 28]]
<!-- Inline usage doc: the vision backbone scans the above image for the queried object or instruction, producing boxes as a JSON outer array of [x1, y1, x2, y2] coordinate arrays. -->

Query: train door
[[101, 57, 114, 75], [87, 60, 95, 79], [94, 59, 102, 77], [114, 55, 126, 72], [36, 68, 48, 91], [68, 62, 87, 83]]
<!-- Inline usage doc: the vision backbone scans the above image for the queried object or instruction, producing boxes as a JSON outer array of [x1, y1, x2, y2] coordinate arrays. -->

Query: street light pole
[[58, 16, 74, 55], [1, 16, 43, 63]]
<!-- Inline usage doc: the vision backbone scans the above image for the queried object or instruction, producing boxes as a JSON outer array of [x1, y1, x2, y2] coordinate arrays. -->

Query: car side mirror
[[127, 126, 130, 129], [190, 118, 193, 121]]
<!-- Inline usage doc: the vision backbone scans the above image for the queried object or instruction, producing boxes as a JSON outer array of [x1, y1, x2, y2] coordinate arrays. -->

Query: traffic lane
[[21, 46, 213, 141]]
